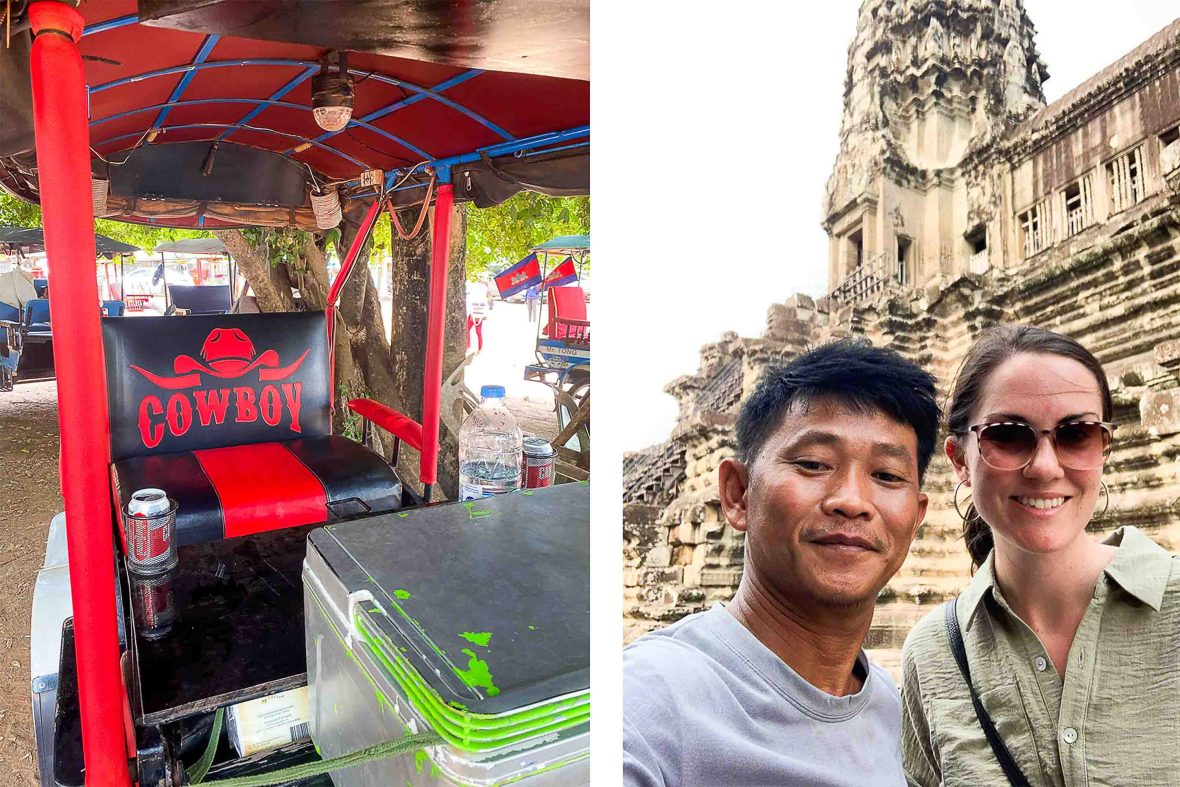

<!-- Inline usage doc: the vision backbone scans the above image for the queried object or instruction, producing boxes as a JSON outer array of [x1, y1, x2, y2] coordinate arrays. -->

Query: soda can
[[129, 566, 178, 640], [124, 488, 178, 574], [522, 436, 557, 489]]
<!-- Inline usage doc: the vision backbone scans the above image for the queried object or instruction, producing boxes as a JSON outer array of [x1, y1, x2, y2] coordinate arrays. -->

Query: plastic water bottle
[[458, 385, 523, 500]]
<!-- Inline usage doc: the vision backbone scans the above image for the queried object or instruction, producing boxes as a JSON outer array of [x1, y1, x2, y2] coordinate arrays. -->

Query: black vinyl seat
[[103, 312, 403, 546]]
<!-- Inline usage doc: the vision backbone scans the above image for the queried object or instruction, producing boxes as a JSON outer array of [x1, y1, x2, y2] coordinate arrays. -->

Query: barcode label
[[289, 721, 310, 741]]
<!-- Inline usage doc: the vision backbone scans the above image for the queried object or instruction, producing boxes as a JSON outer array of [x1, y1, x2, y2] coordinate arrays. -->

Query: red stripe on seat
[[193, 443, 327, 538]]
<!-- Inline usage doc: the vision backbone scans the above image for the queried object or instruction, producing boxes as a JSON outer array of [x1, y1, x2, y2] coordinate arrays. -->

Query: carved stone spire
[[823, 0, 1048, 220]]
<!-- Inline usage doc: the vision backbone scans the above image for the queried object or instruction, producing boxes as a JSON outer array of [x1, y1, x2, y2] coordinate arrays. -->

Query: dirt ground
[[0, 380, 61, 786]]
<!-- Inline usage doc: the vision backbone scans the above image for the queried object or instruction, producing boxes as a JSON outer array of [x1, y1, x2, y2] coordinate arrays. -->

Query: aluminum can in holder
[[129, 566, 178, 640], [124, 488, 178, 574], [522, 436, 557, 489]]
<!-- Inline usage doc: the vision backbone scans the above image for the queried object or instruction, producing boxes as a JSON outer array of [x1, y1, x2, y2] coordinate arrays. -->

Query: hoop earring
[[953, 480, 978, 522], [1096, 480, 1110, 520]]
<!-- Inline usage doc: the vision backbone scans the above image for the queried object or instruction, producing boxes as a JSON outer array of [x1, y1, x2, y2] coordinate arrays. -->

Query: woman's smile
[[1010, 494, 1071, 515]]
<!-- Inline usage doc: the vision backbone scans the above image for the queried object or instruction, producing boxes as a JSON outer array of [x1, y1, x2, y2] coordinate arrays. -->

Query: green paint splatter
[[454, 648, 500, 696], [462, 501, 493, 520], [521, 489, 535, 496], [528, 625, 538, 631], [398, 512, 410, 518], [459, 631, 492, 647], [415, 749, 428, 774], [393, 588, 412, 600], [375, 688, 396, 716]]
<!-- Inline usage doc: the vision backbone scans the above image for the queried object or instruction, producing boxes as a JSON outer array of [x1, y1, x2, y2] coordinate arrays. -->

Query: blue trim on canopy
[[380, 124, 589, 191], [293, 69, 488, 160], [217, 66, 318, 141], [520, 141, 589, 159], [98, 123, 368, 169], [153, 35, 220, 128], [82, 15, 138, 37], [91, 96, 432, 162], [89, 59, 506, 140]]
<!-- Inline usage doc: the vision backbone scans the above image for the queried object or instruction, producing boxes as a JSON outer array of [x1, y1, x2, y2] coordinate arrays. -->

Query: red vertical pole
[[325, 196, 383, 414], [420, 182, 454, 498], [28, 3, 130, 785]]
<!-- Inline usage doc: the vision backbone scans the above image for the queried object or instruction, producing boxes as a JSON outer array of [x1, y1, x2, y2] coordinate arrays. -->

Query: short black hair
[[736, 340, 941, 481]]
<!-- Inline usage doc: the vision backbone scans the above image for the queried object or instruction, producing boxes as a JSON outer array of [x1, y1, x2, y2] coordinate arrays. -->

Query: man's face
[[720, 398, 928, 608]]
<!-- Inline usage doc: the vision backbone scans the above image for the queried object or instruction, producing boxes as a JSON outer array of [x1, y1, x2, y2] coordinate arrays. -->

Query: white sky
[[594, 2, 1180, 452]]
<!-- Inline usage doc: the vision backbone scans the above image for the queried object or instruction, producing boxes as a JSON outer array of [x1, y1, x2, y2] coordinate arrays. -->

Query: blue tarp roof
[[532, 234, 589, 253], [154, 238, 228, 255], [0, 226, 140, 256]]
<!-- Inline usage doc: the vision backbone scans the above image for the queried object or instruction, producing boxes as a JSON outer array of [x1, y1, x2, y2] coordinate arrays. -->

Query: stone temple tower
[[823, 0, 1049, 299]]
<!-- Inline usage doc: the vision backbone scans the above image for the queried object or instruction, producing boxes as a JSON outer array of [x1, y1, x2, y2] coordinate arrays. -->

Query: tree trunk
[[219, 198, 467, 499], [216, 230, 296, 312], [389, 201, 467, 499]]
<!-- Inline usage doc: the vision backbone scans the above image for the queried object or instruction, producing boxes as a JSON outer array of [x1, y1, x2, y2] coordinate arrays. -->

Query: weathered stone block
[[700, 568, 743, 587], [677, 588, 706, 605], [642, 567, 683, 586], [1142, 390, 1180, 436], [622, 504, 663, 526], [1156, 339, 1180, 370], [645, 545, 672, 568]]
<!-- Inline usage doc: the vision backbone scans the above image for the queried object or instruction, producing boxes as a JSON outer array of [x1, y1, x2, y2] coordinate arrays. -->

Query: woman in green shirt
[[902, 324, 1180, 787]]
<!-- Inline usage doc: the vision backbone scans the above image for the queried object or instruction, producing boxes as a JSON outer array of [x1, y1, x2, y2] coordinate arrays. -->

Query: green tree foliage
[[465, 192, 589, 279], [0, 193, 40, 226], [1, 188, 589, 282]]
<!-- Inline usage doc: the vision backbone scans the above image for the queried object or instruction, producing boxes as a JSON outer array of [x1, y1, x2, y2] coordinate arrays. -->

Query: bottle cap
[[480, 384, 506, 399]]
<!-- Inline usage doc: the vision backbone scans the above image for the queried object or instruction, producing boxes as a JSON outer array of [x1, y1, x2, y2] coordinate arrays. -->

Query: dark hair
[[947, 324, 1113, 569], [736, 339, 941, 480]]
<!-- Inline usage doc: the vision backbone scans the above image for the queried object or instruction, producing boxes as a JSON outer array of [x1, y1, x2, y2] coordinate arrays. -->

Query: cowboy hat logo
[[131, 328, 310, 390]]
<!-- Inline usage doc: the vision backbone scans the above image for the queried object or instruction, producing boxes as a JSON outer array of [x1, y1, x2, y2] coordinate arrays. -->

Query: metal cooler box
[[303, 483, 590, 785]]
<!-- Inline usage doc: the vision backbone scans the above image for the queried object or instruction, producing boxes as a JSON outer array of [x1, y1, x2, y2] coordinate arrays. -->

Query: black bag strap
[[943, 600, 1033, 787]]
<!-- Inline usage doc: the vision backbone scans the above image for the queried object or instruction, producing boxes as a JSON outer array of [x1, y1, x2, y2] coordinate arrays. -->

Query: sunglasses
[[967, 420, 1115, 471]]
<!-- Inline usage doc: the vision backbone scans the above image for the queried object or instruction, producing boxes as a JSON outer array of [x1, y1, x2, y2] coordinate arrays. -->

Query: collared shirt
[[901, 526, 1180, 787]]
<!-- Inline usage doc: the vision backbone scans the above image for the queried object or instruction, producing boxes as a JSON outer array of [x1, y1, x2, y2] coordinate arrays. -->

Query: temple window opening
[[896, 235, 911, 284], [1107, 145, 1145, 214], [1018, 200, 1049, 258], [1063, 175, 1095, 237]]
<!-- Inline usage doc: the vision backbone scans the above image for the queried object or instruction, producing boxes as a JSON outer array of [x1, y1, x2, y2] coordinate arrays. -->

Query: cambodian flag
[[541, 257, 578, 291], [494, 253, 542, 298]]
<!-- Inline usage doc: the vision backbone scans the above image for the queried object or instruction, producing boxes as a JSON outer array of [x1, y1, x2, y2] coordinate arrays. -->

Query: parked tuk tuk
[[0, 1, 589, 784], [523, 235, 590, 476], [0, 226, 138, 381]]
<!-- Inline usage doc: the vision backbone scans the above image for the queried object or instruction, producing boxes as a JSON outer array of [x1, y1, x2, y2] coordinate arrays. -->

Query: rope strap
[[189, 723, 444, 787], [187, 706, 224, 783]]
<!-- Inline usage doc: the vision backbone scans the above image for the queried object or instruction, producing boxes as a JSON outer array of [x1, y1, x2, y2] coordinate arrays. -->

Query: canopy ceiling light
[[311, 51, 354, 133]]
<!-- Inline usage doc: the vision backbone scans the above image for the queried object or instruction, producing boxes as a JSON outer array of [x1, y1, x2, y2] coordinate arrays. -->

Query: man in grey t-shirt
[[624, 341, 940, 786]]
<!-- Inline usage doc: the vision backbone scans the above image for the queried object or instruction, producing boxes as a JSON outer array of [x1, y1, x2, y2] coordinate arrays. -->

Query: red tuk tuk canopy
[[0, 0, 589, 228]]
